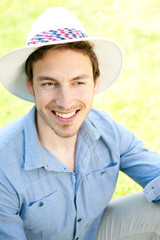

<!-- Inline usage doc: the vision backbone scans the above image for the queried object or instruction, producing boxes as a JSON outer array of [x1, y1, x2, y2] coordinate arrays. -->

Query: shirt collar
[[24, 106, 46, 170], [23, 107, 101, 171], [78, 117, 101, 144]]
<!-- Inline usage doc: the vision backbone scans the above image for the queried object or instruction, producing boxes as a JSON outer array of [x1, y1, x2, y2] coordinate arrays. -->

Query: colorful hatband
[[27, 28, 88, 45]]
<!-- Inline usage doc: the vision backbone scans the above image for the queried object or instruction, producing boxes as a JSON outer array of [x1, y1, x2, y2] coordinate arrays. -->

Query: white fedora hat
[[0, 7, 124, 102]]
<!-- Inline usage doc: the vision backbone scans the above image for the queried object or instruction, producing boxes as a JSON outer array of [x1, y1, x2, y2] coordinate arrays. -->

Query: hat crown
[[27, 7, 88, 44]]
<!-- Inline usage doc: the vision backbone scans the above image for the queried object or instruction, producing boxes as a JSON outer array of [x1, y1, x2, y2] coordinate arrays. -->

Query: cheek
[[78, 90, 94, 107], [34, 89, 54, 107], [35, 94, 50, 110]]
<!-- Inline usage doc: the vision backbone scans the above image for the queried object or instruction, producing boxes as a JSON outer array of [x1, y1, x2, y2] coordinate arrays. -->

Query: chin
[[51, 125, 79, 139]]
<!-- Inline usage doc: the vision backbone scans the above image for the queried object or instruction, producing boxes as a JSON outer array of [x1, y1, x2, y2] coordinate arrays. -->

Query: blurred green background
[[0, 0, 160, 198]]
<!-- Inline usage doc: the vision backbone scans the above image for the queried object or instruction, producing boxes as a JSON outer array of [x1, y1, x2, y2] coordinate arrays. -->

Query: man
[[0, 7, 160, 240]]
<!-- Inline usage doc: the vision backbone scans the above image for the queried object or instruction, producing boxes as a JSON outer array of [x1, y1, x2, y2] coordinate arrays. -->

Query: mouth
[[52, 110, 80, 120]]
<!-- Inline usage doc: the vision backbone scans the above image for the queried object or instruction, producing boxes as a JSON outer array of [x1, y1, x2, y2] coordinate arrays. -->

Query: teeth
[[55, 111, 76, 119]]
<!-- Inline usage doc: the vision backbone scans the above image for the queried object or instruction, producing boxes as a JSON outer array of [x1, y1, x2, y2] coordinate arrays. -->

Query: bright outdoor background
[[0, 0, 160, 198]]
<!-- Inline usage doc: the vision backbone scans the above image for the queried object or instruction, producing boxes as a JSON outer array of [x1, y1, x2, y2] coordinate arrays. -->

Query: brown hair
[[25, 41, 100, 83]]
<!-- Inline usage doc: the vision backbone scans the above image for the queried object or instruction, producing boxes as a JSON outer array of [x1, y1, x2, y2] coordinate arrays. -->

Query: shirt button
[[39, 201, 44, 207], [101, 170, 105, 175], [77, 218, 82, 222]]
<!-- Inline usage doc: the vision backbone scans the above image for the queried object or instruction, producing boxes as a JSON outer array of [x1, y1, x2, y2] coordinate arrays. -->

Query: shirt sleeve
[[144, 176, 160, 203], [116, 121, 160, 203], [0, 168, 27, 240]]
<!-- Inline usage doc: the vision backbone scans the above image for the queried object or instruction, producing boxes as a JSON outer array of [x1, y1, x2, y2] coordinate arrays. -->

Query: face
[[27, 48, 99, 138]]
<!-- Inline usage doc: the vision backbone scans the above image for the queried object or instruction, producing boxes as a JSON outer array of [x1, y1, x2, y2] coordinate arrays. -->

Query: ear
[[26, 78, 34, 96], [94, 77, 100, 95]]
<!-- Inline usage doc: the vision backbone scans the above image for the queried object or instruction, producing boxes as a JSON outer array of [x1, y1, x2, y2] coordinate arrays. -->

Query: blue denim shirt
[[0, 106, 160, 240]]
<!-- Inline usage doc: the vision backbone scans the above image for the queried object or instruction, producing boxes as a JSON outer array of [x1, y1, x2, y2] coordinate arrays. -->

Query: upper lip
[[52, 110, 77, 114], [52, 110, 78, 114]]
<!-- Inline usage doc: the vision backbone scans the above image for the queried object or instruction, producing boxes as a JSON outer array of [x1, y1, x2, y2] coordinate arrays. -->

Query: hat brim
[[0, 37, 124, 102]]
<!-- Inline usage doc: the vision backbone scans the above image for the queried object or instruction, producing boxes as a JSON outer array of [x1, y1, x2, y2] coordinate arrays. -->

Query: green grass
[[0, 0, 159, 198]]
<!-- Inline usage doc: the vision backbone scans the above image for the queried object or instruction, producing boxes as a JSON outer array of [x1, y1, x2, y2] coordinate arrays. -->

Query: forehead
[[43, 47, 90, 60], [34, 48, 92, 68], [32, 48, 93, 79]]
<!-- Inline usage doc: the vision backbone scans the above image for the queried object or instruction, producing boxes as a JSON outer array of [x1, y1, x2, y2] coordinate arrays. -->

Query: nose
[[55, 85, 73, 109]]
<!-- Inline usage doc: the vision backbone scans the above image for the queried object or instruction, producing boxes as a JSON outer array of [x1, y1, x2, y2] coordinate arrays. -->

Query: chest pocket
[[21, 189, 66, 234], [84, 162, 118, 218]]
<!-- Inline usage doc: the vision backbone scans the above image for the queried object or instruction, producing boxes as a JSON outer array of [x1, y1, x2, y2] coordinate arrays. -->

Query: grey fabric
[[96, 192, 160, 240]]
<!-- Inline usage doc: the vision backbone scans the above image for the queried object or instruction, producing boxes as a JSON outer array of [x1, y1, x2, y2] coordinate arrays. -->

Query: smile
[[54, 111, 77, 119]]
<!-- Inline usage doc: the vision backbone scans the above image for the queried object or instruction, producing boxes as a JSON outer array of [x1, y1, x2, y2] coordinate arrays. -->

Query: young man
[[0, 7, 160, 240]]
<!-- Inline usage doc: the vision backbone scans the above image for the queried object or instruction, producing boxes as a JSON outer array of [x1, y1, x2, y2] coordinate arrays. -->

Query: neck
[[40, 129, 77, 152], [35, 112, 77, 171]]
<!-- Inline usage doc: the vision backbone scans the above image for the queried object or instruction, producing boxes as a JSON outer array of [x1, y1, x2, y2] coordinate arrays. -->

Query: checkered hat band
[[27, 28, 88, 45]]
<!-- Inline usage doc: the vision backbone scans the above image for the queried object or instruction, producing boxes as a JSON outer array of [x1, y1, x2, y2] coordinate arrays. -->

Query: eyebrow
[[37, 73, 90, 82], [37, 76, 57, 82], [72, 73, 90, 80]]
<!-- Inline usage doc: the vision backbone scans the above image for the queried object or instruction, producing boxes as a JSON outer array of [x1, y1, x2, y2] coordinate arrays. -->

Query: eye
[[49, 82, 56, 86], [41, 82, 58, 87], [74, 81, 85, 86], [44, 82, 53, 86]]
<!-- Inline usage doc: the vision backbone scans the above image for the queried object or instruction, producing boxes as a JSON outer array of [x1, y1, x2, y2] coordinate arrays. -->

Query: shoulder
[[0, 111, 31, 151], [88, 109, 142, 154], [88, 108, 135, 140], [88, 108, 120, 131]]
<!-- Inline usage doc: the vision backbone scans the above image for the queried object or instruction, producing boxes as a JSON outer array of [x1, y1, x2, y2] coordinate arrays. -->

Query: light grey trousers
[[96, 192, 160, 240]]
